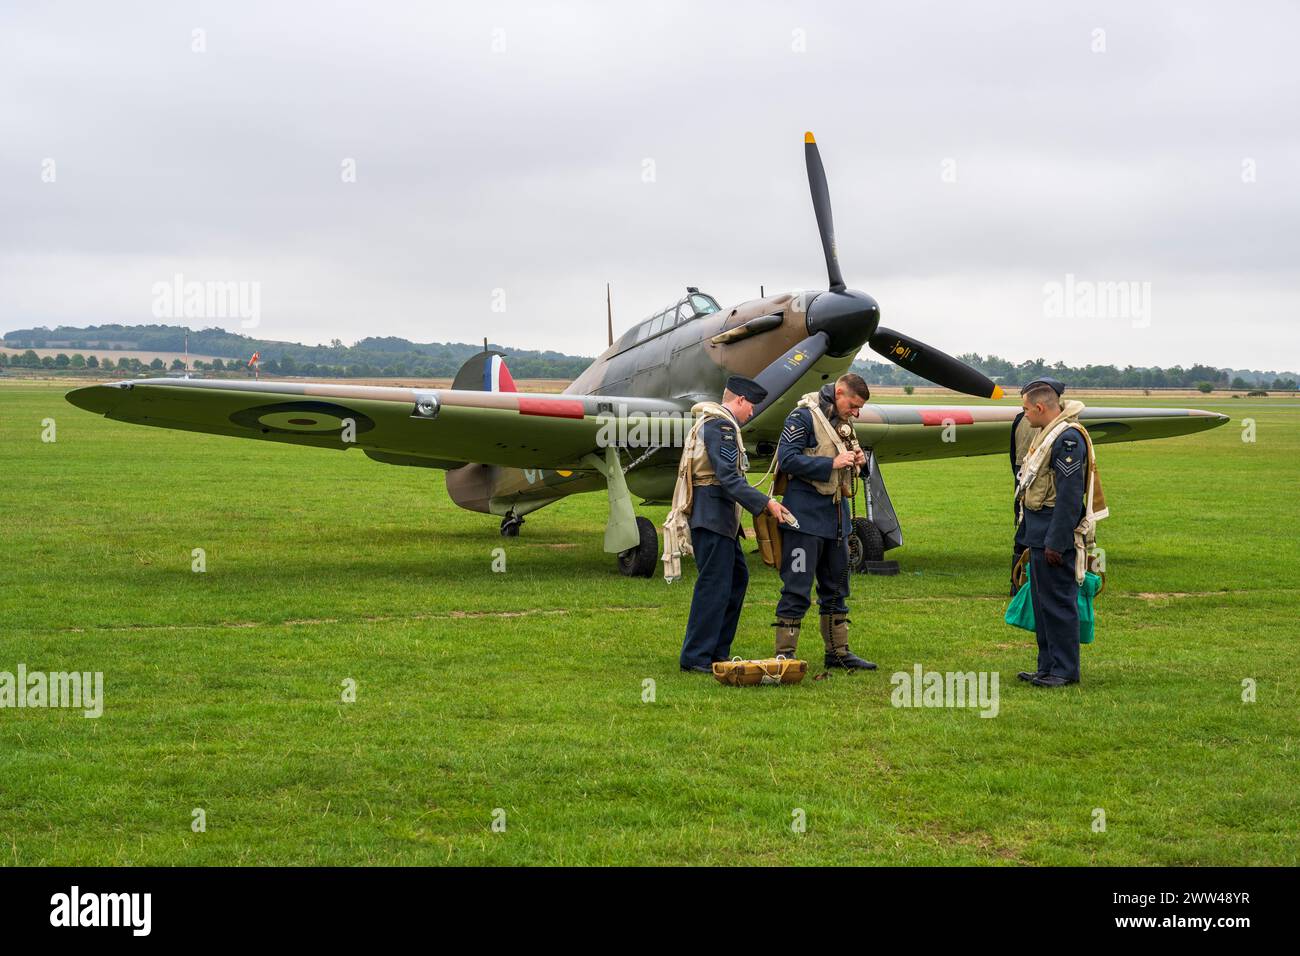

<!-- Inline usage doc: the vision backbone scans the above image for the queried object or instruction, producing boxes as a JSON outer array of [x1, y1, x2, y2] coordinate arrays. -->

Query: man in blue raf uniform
[[772, 374, 876, 670], [1008, 376, 1063, 595], [1015, 380, 1086, 687], [678, 376, 793, 673]]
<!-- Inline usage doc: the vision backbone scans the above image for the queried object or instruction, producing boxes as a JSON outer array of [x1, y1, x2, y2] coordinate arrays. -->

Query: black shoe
[[680, 664, 712, 674], [824, 651, 876, 671], [1030, 674, 1077, 687], [1017, 671, 1048, 682]]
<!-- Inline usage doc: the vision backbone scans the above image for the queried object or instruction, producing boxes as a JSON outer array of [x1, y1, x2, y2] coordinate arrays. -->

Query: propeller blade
[[804, 132, 846, 294], [749, 331, 831, 419], [869, 327, 1004, 399]]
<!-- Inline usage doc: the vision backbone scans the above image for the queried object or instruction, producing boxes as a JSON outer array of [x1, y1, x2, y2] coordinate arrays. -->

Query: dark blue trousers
[[776, 529, 849, 620], [679, 528, 749, 669], [1029, 547, 1081, 681]]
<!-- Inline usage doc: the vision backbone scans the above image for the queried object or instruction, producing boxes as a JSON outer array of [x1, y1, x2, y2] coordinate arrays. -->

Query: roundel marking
[[229, 401, 376, 436]]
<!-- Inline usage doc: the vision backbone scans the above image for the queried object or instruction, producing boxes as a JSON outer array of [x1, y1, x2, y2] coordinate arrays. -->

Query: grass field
[[1, 382, 1296, 866]]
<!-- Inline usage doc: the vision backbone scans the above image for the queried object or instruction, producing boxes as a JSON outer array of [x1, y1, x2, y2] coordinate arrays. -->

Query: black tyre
[[852, 517, 885, 563], [500, 520, 521, 538], [618, 516, 659, 577]]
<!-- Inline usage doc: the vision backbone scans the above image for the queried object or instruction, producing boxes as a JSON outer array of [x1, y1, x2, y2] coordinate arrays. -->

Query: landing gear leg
[[500, 512, 524, 537]]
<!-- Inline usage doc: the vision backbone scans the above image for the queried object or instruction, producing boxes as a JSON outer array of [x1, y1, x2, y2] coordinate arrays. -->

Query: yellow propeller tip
[[991, 385, 1005, 400], [804, 131, 816, 144]]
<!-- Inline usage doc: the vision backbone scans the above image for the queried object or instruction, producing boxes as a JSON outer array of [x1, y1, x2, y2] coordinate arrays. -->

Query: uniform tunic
[[1017, 425, 1087, 681], [774, 385, 853, 620], [678, 416, 770, 669]]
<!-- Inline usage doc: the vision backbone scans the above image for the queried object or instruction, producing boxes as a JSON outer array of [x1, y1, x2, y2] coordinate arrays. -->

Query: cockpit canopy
[[618, 289, 721, 351]]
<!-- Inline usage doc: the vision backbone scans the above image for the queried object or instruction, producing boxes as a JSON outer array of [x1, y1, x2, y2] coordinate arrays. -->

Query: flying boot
[[773, 617, 801, 659], [822, 614, 876, 670]]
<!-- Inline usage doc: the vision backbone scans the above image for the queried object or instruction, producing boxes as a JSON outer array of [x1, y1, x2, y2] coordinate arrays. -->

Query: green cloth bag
[[1005, 575, 1036, 632], [1004, 565, 1103, 644]]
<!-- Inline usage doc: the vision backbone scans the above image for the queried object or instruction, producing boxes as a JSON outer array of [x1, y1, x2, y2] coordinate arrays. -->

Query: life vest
[[793, 391, 852, 500], [686, 409, 748, 488], [1014, 415, 1041, 469], [661, 402, 745, 582], [1018, 400, 1084, 513], [1014, 400, 1109, 583]]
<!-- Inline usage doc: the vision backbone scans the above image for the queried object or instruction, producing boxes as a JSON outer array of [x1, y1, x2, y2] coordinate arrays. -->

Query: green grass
[[1, 383, 1296, 865]]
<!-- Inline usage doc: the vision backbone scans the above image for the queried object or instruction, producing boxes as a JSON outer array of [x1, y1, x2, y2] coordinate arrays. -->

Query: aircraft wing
[[65, 378, 691, 471], [852, 403, 1229, 464]]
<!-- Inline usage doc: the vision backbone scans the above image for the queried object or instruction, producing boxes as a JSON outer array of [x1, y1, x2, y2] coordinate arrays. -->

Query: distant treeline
[[2, 350, 234, 374], [1, 324, 592, 379], [853, 355, 1298, 392], [3, 323, 1297, 390]]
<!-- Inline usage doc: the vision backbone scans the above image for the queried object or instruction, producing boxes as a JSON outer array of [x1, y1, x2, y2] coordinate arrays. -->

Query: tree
[[71, 353, 86, 368], [171, 358, 185, 370], [1196, 382, 1214, 393], [55, 353, 70, 368], [1231, 377, 1248, 390], [87, 355, 99, 368], [100, 357, 115, 370], [150, 357, 165, 370], [41, 355, 55, 368]]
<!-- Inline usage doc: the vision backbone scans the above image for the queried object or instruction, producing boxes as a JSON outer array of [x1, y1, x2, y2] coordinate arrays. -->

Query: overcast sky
[[3, 0, 1298, 370]]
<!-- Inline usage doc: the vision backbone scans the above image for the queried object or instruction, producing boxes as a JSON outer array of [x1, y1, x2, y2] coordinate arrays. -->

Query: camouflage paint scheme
[[66, 286, 1228, 550]]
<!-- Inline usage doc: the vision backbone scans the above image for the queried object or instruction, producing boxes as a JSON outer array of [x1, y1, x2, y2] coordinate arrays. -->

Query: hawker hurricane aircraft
[[67, 133, 1228, 576]]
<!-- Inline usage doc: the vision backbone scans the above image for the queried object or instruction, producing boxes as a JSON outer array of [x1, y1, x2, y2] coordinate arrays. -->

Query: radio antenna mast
[[606, 283, 613, 347]]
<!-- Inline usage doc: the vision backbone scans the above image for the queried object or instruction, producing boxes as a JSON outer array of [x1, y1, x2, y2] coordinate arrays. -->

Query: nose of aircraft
[[806, 289, 880, 357]]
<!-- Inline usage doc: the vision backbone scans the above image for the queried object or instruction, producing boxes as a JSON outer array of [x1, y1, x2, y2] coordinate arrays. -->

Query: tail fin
[[451, 350, 517, 392]]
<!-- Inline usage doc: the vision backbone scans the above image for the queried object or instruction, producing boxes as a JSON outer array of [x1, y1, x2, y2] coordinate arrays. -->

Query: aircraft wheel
[[853, 516, 899, 575], [618, 516, 658, 578], [852, 517, 885, 563], [500, 513, 524, 537]]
